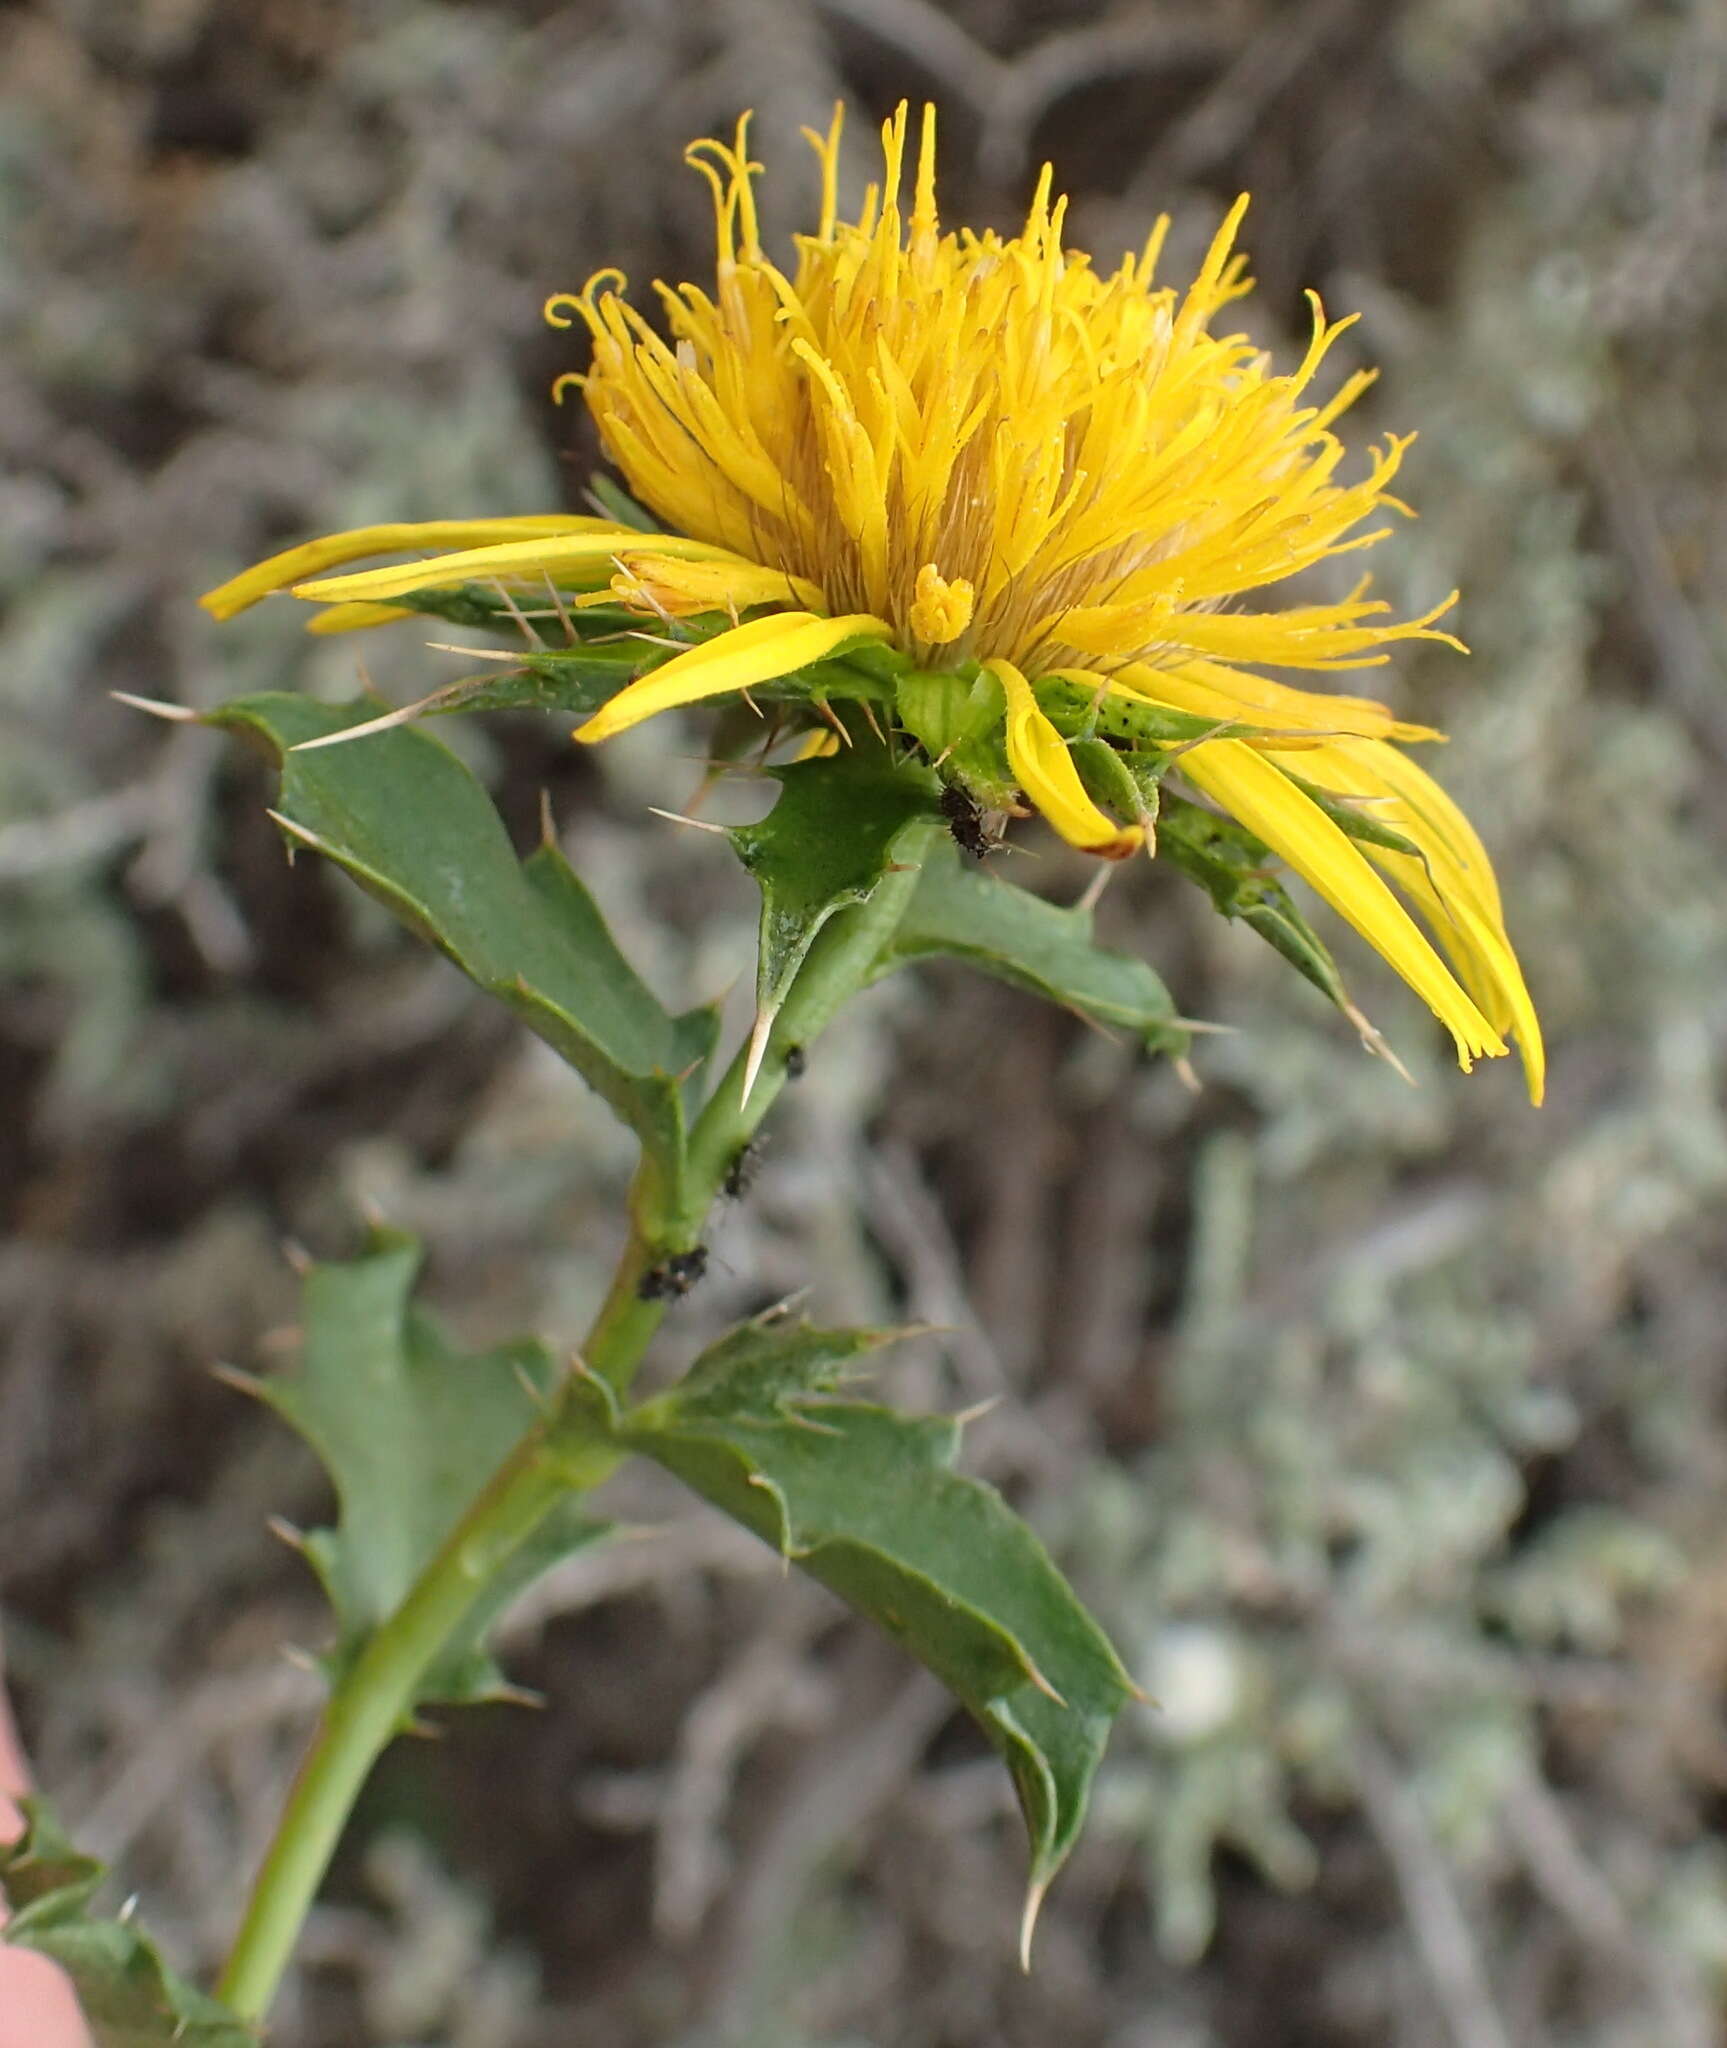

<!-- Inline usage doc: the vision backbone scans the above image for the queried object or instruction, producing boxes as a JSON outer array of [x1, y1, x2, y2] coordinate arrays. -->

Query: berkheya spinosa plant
[[2, 103, 1541, 2041]]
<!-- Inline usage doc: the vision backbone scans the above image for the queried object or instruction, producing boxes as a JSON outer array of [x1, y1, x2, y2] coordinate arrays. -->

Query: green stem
[[216, 1428, 613, 2021], [576, 1167, 675, 1392], [216, 813, 937, 2024]]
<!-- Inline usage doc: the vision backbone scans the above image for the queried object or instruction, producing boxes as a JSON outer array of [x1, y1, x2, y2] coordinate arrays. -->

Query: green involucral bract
[[728, 739, 940, 1028], [1155, 793, 1353, 1013]]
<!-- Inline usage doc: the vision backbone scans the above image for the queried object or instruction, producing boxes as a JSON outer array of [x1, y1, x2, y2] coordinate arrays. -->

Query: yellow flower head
[[202, 103, 1541, 1101]]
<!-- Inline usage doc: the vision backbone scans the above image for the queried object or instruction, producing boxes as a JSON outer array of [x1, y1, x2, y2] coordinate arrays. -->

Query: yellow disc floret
[[567, 107, 1452, 689], [908, 565, 976, 650]]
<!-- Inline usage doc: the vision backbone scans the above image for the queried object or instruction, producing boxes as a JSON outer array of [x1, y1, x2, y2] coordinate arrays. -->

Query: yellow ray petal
[[291, 530, 744, 608], [985, 658, 1143, 860], [200, 516, 616, 619], [611, 551, 827, 617], [305, 602, 418, 635], [1055, 591, 1464, 674], [1388, 857, 1544, 1102], [1317, 733, 1504, 920], [1151, 597, 1464, 671], [1178, 738, 1507, 1071], [1273, 737, 1543, 1101], [1112, 658, 1441, 745], [576, 611, 892, 744]]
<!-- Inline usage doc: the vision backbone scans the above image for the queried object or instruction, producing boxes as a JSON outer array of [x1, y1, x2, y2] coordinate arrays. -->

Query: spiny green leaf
[[205, 692, 719, 1174], [665, 1313, 890, 1417], [1070, 736, 1157, 828], [0, 1804, 101, 1920], [353, 588, 677, 716], [393, 584, 654, 642], [1277, 768, 1423, 858], [267, 648, 644, 729], [895, 666, 999, 760], [385, 588, 903, 721], [508, 613, 732, 715], [600, 1318, 1137, 1942], [798, 651, 905, 699], [729, 743, 938, 1027], [471, 643, 655, 717], [1037, 674, 1241, 749], [0, 1802, 255, 2047], [892, 668, 1022, 810], [1156, 794, 1353, 1011], [876, 841, 1187, 1054], [240, 1233, 606, 1706]]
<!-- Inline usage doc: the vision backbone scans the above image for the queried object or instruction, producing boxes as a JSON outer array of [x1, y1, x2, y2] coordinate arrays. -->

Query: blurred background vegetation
[[3, 1, 1725, 2042]]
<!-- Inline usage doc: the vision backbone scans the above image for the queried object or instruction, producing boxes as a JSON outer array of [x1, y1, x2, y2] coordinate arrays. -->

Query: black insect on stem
[[637, 1247, 708, 1300], [939, 782, 1002, 860], [784, 1044, 807, 1080], [723, 1140, 762, 1199]]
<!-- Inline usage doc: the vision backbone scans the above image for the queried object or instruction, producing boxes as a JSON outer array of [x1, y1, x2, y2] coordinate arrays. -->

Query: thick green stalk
[[216, 812, 937, 2023]]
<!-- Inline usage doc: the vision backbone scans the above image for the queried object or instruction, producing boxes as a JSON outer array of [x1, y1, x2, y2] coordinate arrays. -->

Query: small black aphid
[[637, 1246, 709, 1301], [939, 782, 1000, 860], [784, 1044, 807, 1080], [723, 1140, 762, 1199]]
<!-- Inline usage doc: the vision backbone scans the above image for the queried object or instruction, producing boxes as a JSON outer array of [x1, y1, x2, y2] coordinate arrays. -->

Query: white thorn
[[740, 1005, 777, 1107], [423, 642, 521, 662], [1019, 1876, 1050, 1972], [111, 690, 197, 722], [1074, 866, 1111, 915], [264, 808, 326, 850], [645, 806, 730, 836], [289, 701, 429, 751], [950, 1396, 1001, 1428], [1344, 1001, 1416, 1086]]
